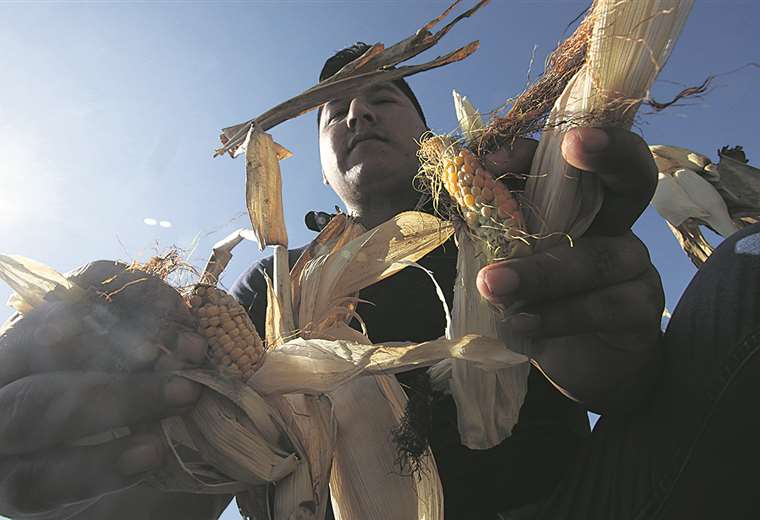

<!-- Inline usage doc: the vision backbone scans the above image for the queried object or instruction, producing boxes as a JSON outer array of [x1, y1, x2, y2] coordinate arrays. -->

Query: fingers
[[0, 300, 207, 386], [561, 127, 658, 235], [154, 331, 208, 371], [68, 260, 195, 328], [0, 432, 165, 517], [0, 371, 201, 455], [482, 137, 538, 177], [478, 233, 651, 306], [502, 267, 664, 339]]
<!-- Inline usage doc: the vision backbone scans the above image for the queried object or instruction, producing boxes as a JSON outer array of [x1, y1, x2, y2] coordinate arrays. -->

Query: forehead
[[327, 82, 405, 106]]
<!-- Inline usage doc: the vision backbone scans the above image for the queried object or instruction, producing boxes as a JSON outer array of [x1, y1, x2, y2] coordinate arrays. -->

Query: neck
[[345, 188, 422, 230]]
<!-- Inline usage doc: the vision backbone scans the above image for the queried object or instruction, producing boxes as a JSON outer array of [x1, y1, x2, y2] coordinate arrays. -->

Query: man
[[231, 43, 663, 518], [0, 43, 756, 520]]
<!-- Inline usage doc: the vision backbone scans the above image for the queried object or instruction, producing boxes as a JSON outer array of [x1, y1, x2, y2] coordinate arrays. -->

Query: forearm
[[531, 330, 663, 415]]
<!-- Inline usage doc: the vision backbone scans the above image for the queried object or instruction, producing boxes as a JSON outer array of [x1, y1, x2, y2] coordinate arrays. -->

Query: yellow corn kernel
[[188, 285, 265, 380]]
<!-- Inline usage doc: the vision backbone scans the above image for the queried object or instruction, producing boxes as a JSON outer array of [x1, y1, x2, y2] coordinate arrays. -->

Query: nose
[[346, 97, 376, 131]]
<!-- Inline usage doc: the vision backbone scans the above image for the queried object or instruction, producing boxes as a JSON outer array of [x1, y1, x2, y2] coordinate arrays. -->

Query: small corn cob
[[440, 148, 523, 256], [187, 285, 265, 381]]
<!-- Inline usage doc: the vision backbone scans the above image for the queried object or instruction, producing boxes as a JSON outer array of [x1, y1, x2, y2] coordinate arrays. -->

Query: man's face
[[318, 82, 427, 205]]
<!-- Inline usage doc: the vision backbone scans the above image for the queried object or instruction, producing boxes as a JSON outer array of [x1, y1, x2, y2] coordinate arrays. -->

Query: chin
[[345, 162, 415, 195]]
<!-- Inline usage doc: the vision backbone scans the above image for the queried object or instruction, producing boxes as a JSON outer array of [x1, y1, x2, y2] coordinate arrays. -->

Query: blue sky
[[0, 1, 758, 517]]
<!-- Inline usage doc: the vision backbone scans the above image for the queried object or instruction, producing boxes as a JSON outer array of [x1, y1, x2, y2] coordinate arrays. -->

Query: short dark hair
[[317, 42, 427, 127]]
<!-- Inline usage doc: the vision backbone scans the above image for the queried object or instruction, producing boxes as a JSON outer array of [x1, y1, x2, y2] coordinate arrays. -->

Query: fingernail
[[176, 332, 208, 364], [118, 440, 162, 476], [164, 377, 201, 407], [481, 267, 520, 298], [577, 128, 609, 153], [504, 313, 541, 336]]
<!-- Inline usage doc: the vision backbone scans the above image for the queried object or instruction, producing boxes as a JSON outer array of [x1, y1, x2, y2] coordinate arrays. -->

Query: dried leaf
[[0, 254, 86, 313], [453, 89, 484, 144], [244, 128, 288, 250], [438, 230, 531, 449], [201, 228, 257, 284], [297, 212, 453, 332], [216, 0, 489, 156], [264, 271, 287, 348], [247, 334, 526, 396], [329, 375, 442, 520], [524, 0, 694, 247]]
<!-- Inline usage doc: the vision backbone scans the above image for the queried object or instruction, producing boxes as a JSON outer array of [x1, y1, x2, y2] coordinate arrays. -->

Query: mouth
[[348, 133, 386, 152]]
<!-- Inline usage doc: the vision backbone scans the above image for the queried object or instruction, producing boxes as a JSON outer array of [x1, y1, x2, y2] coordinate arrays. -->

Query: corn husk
[[297, 211, 453, 338], [649, 144, 760, 267], [243, 127, 290, 250], [329, 375, 442, 520], [524, 0, 695, 248], [435, 230, 530, 449], [0, 254, 86, 313], [453, 89, 484, 144]]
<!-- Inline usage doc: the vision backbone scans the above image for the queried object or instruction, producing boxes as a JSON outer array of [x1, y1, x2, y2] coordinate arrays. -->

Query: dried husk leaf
[[147, 370, 312, 498], [216, 1, 489, 156], [247, 334, 524, 396], [524, 0, 695, 248], [185, 391, 297, 485], [265, 271, 288, 349], [245, 128, 289, 250], [328, 375, 442, 520], [274, 395, 336, 520], [440, 230, 531, 449], [453, 89, 484, 145], [297, 211, 453, 334], [290, 214, 364, 323], [272, 245, 296, 339], [201, 228, 258, 284], [0, 254, 87, 313]]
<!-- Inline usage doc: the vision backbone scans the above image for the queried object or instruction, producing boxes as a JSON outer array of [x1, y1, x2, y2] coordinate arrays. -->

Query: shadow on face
[[318, 82, 428, 206]]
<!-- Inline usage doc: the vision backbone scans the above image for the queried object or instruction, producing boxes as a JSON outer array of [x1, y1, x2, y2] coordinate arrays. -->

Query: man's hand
[[0, 261, 208, 517], [477, 128, 665, 414]]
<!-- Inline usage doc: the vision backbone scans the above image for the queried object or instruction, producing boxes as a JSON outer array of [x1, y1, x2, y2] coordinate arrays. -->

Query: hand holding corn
[[0, 261, 216, 518], [476, 127, 665, 414]]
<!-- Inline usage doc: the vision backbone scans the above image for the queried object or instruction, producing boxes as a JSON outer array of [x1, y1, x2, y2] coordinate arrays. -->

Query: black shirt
[[231, 221, 590, 519]]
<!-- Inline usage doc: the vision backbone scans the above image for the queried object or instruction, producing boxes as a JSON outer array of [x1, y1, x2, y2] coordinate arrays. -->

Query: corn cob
[[440, 148, 523, 257], [187, 285, 265, 381]]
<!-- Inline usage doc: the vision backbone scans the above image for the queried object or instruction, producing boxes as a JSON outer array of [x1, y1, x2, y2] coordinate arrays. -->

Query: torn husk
[[216, 0, 489, 157], [524, 0, 695, 248], [244, 127, 290, 250], [0, 254, 87, 313], [201, 228, 258, 285], [438, 229, 530, 449], [328, 375, 443, 520]]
